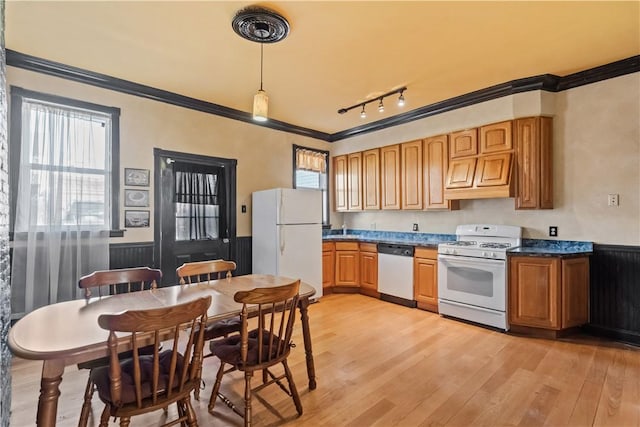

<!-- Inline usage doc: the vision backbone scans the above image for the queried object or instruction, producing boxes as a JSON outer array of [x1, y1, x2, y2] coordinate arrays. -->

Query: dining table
[[8, 274, 318, 427]]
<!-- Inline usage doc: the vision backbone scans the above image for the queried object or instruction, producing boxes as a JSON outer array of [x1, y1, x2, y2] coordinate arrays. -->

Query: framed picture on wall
[[124, 189, 149, 207], [124, 210, 150, 228], [124, 168, 150, 186]]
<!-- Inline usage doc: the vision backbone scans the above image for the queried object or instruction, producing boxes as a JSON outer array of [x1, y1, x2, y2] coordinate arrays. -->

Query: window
[[10, 87, 120, 233], [293, 145, 329, 226], [173, 162, 226, 241]]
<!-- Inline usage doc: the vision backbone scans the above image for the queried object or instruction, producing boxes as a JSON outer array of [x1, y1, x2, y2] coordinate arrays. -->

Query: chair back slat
[[79, 267, 162, 298], [233, 280, 300, 367], [177, 259, 236, 285], [97, 296, 210, 410]]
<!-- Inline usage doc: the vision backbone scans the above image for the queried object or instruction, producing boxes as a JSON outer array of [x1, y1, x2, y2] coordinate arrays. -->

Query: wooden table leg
[[298, 297, 317, 390], [36, 359, 65, 427]]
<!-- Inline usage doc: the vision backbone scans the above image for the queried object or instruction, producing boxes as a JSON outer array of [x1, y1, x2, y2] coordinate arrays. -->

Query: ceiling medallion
[[232, 6, 290, 44]]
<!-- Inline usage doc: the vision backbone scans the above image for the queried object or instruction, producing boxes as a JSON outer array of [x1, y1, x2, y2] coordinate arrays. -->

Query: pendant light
[[253, 43, 268, 122], [232, 6, 290, 123]]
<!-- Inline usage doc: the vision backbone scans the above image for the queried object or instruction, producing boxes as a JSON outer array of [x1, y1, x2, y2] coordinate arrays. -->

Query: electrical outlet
[[370, 222, 376, 230], [549, 226, 558, 237], [412, 223, 419, 232], [608, 193, 619, 206]]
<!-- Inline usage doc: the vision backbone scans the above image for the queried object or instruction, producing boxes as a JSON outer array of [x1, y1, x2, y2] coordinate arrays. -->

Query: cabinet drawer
[[414, 247, 437, 259], [322, 242, 335, 252], [335, 241, 359, 251], [359, 243, 377, 253]]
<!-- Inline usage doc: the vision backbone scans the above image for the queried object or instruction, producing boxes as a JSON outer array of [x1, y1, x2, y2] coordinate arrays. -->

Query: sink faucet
[[342, 224, 347, 235]]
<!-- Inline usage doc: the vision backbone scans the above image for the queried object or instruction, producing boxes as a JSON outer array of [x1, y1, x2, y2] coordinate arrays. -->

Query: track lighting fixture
[[338, 86, 407, 117], [397, 90, 405, 107]]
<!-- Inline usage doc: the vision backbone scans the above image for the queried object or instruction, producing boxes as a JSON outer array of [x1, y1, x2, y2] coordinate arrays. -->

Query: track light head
[[397, 91, 405, 107], [378, 98, 384, 113], [360, 105, 366, 118]]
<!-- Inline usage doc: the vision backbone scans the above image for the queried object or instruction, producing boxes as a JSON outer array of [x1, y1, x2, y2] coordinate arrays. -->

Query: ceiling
[[5, 1, 639, 136]]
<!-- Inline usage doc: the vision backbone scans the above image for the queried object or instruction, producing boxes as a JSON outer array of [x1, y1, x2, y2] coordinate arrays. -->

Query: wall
[[0, 0, 12, 424], [6, 67, 332, 241], [331, 74, 640, 245]]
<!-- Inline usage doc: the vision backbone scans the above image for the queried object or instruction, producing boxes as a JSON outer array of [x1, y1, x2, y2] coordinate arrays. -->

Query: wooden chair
[[176, 259, 241, 399], [78, 267, 163, 426], [207, 280, 303, 426], [89, 296, 211, 427], [79, 266, 162, 298]]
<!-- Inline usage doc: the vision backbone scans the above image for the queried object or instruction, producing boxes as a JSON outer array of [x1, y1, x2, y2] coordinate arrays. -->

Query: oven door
[[437, 254, 506, 311]]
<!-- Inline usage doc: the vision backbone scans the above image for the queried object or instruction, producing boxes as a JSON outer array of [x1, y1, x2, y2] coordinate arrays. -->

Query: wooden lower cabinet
[[322, 242, 335, 292], [413, 247, 438, 313], [509, 255, 589, 333], [359, 243, 378, 297], [334, 241, 360, 288]]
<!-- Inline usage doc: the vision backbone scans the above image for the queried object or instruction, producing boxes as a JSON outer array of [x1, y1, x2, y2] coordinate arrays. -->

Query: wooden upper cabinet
[[362, 148, 381, 210], [424, 135, 459, 210], [515, 116, 553, 209], [381, 144, 402, 210], [333, 155, 348, 211], [480, 121, 513, 154], [347, 152, 362, 210], [401, 140, 423, 210], [474, 152, 512, 187], [446, 157, 477, 189], [449, 129, 478, 158]]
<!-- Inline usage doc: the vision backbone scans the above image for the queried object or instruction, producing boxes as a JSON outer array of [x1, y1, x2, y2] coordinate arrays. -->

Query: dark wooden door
[[154, 149, 236, 286]]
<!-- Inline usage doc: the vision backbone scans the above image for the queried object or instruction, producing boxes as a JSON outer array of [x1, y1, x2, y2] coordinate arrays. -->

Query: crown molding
[[6, 50, 638, 143], [5, 49, 331, 142]]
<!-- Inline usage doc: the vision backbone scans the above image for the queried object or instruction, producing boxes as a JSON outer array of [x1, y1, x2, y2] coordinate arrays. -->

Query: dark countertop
[[323, 231, 593, 256]]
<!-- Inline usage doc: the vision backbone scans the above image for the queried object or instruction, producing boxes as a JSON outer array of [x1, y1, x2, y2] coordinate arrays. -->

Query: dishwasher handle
[[377, 243, 414, 257]]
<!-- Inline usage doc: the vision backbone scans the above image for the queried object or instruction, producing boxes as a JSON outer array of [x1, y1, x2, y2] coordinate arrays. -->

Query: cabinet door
[[362, 148, 381, 210], [509, 256, 561, 329], [335, 243, 360, 286], [474, 152, 512, 187], [322, 243, 335, 289], [446, 157, 476, 189], [562, 257, 589, 328], [381, 145, 401, 210], [414, 253, 438, 312], [401, 140, 423, 210], [333, 155, 348, 211], [424, 135, 459, 210], [449, 129, 478, 158], [515, 117, 553, 209], [480, 121, 512, 154], [347, 152, 362, 210], [360, 251, 378, 291]]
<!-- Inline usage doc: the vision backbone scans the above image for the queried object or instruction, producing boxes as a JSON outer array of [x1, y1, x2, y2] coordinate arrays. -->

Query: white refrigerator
[[252, 188, 323, 300]]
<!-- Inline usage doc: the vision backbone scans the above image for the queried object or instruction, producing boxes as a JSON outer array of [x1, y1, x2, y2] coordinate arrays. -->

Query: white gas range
[[437, 224, 522, 330]]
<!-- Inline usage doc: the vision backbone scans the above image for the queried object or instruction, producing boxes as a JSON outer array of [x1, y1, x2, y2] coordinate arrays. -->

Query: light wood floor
[[10, 293, 640, 426]]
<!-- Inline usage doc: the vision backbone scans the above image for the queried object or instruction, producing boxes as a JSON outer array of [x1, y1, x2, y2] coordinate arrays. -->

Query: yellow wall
[[331, 73, 640, 245], [7, 67, 639, 245], [7, 67, 331, 241]]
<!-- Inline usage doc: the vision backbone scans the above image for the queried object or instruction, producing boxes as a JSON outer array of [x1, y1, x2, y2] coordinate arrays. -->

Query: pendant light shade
[[253, 89, 268, 122]]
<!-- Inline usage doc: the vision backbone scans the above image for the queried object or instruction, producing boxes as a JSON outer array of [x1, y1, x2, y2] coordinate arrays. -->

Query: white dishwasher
[[377, 243, 416, 308]]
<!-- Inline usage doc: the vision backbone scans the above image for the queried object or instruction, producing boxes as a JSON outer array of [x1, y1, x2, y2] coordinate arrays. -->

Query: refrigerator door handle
[[279, 227, 285, 255], [279, 190, 284, 224]]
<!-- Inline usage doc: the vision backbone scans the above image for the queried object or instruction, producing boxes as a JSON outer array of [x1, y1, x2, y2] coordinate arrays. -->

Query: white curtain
[[11, 100, 110, 318]]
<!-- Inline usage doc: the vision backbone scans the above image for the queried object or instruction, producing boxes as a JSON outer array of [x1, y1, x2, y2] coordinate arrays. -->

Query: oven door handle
[[438, 254, 506, 267]]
